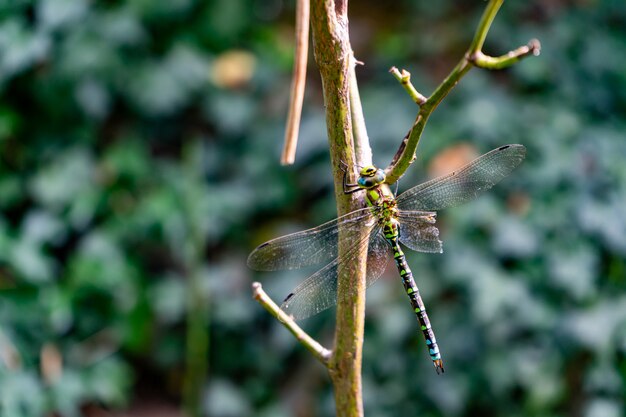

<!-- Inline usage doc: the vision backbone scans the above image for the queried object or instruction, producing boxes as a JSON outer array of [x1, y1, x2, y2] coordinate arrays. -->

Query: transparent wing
[[364, 228, 392, 288], [247, 208, 373, 271], [397, 211, 443, 253], [281, 225, 391, 320], [396, 144, 526, 211]]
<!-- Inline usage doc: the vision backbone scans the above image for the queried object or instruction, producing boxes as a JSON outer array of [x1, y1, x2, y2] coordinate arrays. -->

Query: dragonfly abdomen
[[388, 236, 445, 374]]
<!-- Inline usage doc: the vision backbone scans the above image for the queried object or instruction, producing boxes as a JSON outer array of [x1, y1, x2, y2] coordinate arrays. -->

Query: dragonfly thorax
[[382, 216, 400, 239], [357, 165, 386, 189]]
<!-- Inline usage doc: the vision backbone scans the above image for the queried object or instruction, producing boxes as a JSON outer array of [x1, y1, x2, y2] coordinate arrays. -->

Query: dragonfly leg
[[340, 160, 362, 194]]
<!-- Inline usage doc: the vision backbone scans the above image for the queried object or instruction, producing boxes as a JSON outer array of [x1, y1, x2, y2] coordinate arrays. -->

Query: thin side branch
[[281, 0, 310, 165], [470, 39, 541, 70], [389, 66, 427, 106], [349, 56, 373, 165], [384, 0, 540, 184], [252, 282, 331, 365]]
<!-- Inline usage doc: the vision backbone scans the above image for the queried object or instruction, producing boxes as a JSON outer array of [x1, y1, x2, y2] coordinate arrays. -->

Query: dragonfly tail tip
[[434, 359, 445, 375]]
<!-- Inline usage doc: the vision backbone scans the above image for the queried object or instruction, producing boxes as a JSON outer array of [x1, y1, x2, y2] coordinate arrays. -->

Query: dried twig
[[281, 0, 310, 165]]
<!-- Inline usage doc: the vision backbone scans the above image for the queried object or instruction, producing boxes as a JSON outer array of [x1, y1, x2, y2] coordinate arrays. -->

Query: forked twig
[[385, 0, 540, 184]]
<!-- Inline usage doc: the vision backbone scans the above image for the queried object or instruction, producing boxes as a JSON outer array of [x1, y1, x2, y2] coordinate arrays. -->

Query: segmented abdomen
[[388, 236, 444, 374]]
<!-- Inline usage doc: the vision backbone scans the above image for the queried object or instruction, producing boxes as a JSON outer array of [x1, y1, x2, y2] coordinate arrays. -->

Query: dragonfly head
[[357, 165, 386, 188]]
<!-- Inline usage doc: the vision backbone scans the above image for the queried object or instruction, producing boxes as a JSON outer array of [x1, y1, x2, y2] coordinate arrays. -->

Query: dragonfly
[[248, 144, 526, 374]]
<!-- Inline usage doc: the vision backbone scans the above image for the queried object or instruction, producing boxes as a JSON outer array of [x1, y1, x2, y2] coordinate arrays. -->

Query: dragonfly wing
[[247, 208, 373, 271], [396, 144, 526, 211], [397, 211, 443, 253], [281, 221, 379, 320], [280, 257, 344, 320], [365, 228, 392, 288]]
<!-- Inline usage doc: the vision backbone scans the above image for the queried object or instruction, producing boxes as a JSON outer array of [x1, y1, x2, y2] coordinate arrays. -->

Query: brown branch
[[281, 0, 310, 165], [310, 1, 368, 416]]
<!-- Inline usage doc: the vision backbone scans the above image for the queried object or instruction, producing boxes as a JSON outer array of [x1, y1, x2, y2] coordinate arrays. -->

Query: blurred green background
[[1, 0, 625, 416]]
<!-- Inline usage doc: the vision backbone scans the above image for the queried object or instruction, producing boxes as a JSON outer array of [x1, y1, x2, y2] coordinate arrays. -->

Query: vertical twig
[[281, 0, 310, 165], [349, 58, 373, 166]]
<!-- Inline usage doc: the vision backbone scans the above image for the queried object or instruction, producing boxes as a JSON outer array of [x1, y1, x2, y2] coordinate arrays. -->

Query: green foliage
[[0, 0, 625, 416]]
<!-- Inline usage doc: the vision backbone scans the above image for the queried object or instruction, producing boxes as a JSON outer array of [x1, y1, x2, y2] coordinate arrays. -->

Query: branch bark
[[309, 1, 371, 416]]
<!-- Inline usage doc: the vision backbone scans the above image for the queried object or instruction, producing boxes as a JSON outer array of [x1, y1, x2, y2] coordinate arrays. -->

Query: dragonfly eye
[[359, 165, 377, 177], [357, 167, 386, 188]]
